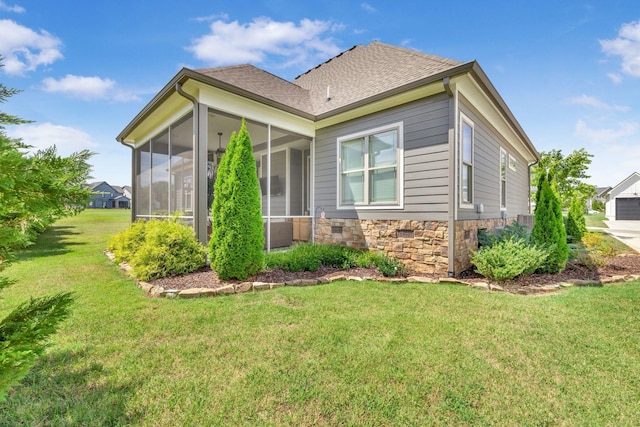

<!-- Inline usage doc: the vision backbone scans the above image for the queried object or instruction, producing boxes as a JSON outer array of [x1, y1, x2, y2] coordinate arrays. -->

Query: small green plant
[[478, 222, 529, 248], [375, 255, 407, 277], [471, 237, 549, 281]]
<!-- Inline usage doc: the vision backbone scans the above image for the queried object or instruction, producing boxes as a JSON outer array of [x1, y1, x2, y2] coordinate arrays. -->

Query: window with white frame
[[338, 123, 402, 207], [500, 147, 507, 209], [460, 116, 474, 205]]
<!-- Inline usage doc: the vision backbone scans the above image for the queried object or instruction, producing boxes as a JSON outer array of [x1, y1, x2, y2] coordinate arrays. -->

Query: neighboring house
[[116, 41, 539, 276], [88, 181, 131, 208], [605, 172, 640, 220], [587, 186, 611, 211]]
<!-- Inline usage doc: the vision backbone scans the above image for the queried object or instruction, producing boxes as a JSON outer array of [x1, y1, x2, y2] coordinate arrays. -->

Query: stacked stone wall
[[315, 218, 449, 275]]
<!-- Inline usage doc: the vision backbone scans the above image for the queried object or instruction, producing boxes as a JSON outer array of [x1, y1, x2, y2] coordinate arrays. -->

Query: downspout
[[443, 77, 457, 277], [175, 83, 206, 243], [528, 160, 539, 214], [117, 139, 136, 224]]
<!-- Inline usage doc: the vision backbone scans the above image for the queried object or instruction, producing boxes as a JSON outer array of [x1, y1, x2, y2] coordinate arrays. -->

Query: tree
[[530, 172, 568, 273], [0, 58, 92, 401], [532, 148, 595, 208], [211, 119, 264, 280], [208, 131, 237, 266], [566, 197, 586, 242]]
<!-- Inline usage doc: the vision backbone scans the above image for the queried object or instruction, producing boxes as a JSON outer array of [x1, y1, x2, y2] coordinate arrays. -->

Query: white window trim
[[500, 147, 507, 211], [509, 154, 516, 172], [336, 121, 404, 210], [459, 113, 474, 209]]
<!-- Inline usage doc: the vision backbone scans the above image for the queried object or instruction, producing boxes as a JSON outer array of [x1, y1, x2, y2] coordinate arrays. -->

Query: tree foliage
[[210, 119, 264, 280], [532, 148, 595, 208], [566, 198, 586, 242], [0, 59, 91, 401], [530, 172, 568, 273]]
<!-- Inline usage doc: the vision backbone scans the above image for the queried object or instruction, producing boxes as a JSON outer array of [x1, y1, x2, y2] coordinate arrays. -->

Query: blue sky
[[1, 0, 639, 188]]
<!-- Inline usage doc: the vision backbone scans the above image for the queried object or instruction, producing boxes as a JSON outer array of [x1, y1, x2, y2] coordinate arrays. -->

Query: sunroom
[[117, 68, 315, 252]]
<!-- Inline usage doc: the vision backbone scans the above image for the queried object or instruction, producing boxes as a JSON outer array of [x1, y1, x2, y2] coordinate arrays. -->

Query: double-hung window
[[338, 123, 402, 208], [500, 147, 507, 209], [460, 115, 474, 206]]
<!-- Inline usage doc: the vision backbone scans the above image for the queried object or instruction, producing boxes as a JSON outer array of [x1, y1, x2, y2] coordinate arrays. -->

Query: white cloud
[[607, 72, 623, 84], [7, 122, 99, 156], [567, 94, 629, 111], [0, 19, 63, 75], [187, 17, 343, 68], [42, 74, 141, 102], [0, 1, 25, 13], [193, 13, 228, 23], [361, 2, 377, 13], [575, 119, 637, 144], [600, 20, 640, 78]]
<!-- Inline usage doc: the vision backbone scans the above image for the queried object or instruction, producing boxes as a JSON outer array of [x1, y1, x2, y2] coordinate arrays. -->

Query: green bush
[[375, 256, 407, 277], [264, 243, 408, 277], [530, 173, 568, 273], [471, 237, 549, 281], [129, 219, 207, 282], [106, 220, 147, 263], [107, 218, 206, 282], [566, 198, 586, 242], [211, 120, 264, 280], [478, 222, 529, 248]]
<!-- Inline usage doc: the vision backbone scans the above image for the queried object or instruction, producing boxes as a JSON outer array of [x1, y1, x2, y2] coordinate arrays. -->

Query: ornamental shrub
[[530, 173, 568, 273], [211, 120, 264, 280], [209, 131, 238, 266], [471, 237, 549, 281], [566, 198, 586, 242], [129, 219, 207, 282], [107, 219, 147, 263]]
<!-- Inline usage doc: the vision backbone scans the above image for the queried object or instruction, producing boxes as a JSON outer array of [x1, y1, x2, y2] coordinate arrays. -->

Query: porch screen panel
[[150, 130, 169, 215], [135, 142, 151, 216], [170, 113, 194, 216]]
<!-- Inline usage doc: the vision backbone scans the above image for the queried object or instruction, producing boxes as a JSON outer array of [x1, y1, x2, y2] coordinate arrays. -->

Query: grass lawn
[[2, 210, 640, 426], [586, 212, 608, 228]]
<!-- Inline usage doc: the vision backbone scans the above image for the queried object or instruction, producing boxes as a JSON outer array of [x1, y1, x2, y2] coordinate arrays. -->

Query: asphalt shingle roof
[[194, 41, 463, 118]]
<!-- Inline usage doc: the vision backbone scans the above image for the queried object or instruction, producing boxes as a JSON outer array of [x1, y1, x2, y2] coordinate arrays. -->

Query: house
[[605, 172, 640, 220], [88, 181, 131, 209], [587, 186, 611, 211], [116, 41, 539, 276]]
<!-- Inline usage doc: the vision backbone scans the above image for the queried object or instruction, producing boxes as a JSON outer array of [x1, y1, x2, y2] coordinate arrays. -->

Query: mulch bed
[[149, 254, 640, 295]]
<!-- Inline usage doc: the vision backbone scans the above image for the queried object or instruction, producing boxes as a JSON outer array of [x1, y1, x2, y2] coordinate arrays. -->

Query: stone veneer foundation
[[315, 217, 515, 276], [315, 218, 449, 275]]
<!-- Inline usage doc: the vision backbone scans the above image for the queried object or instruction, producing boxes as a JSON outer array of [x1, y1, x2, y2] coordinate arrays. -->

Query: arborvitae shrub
[[211, 120, 264, 280], [530, 173, 568, 273], [209, 131, 237, 266], [566, 198, 586, 242]]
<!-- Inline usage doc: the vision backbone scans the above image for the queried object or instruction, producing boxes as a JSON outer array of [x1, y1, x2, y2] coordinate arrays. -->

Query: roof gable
[[294, 41, 463, 116]]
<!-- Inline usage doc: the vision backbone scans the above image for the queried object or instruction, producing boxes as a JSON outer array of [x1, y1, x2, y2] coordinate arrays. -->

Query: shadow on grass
[[16, 226, 85, 261], [0, 348, 144, 425]]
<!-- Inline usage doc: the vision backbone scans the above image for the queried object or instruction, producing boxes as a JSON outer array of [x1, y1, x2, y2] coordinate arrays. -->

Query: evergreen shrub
[[211, 120, 264, 280], [471, 237, 549, 281], [530, 173, 569, 273], [566, 198, 586, 242]]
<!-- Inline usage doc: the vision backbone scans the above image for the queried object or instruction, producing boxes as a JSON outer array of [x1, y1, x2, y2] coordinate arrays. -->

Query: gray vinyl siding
[[458, 96, 530, 220], [315, 94, 450, 221]]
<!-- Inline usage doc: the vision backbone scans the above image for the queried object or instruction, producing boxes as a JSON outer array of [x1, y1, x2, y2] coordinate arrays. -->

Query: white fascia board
[[452, 74, 537, 163], [122, 91, 192, 147]]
